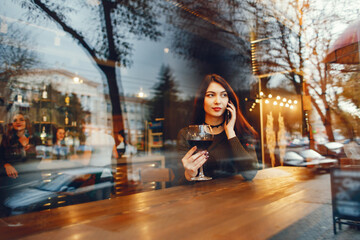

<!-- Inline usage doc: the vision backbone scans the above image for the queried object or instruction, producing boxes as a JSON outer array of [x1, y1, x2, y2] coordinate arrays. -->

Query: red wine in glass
[[186, 125, 214, 181], [187, 139, 213, 150]]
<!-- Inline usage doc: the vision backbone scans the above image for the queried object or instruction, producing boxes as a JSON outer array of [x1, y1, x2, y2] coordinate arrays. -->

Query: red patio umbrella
[[323, 18, 360, 64]]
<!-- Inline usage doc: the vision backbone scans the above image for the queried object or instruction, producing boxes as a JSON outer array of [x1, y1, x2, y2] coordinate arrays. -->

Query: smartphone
[[225, 106, 231, 124]]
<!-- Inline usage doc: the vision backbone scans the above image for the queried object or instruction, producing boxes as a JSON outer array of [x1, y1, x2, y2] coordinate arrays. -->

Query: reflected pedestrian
[[85, 127, 118, 167], [84, 127, 117, 200]]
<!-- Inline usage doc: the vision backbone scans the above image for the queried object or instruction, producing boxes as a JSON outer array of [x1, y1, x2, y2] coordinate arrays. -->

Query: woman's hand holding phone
[[224, 101, 236, 139]]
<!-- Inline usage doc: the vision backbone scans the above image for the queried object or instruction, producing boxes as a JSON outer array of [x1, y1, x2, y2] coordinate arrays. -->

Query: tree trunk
[[99, 64, 124, 137], [324, 106, 335, 142], [310, 91, 335, 142]]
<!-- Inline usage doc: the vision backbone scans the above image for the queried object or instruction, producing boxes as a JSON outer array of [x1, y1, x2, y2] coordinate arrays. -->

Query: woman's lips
[[212, 107, 222, 112]]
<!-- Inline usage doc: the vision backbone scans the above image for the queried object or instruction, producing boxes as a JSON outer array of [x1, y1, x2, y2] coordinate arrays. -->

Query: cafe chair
[[139, 168, 175, 191], [139, 168, 175, 183], [339, 158, 360, 168]]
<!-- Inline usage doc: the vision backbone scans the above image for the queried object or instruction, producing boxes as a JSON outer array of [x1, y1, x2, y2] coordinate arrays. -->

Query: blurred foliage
[[0, 24, 40, 81], [150, 65, 192, 141]]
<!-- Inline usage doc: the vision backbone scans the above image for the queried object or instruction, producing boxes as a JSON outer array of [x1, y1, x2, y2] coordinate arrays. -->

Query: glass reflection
[[0, 0, 359, 223]]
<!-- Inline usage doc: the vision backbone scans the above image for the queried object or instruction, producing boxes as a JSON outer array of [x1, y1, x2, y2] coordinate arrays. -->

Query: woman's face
[[117, 134, 124, 143], [204, 82, 229, 119], [57, 129, 65, 141], [12, 114, 26, 132]]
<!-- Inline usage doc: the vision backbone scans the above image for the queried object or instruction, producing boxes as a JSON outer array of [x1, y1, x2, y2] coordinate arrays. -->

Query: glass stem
[[199, 166, 205, 177]]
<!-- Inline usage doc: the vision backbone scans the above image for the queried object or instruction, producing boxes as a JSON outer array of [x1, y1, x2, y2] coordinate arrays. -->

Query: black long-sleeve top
[[0, 133, 41, 173]]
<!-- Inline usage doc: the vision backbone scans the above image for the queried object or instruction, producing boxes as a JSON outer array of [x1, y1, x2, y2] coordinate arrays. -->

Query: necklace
[[204, 119, 225, 128]]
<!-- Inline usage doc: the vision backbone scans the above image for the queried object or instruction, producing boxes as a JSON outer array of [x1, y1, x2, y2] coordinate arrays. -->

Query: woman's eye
[[221, 93, 228, 98], [206, 94, 214, 97], [14, 118, 24, 122]]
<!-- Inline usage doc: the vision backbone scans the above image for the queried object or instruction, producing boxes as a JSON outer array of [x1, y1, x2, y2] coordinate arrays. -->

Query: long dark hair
[[53, 127, 65, 144], [192, 74, 257, 137], [116, 130, 128, 146]]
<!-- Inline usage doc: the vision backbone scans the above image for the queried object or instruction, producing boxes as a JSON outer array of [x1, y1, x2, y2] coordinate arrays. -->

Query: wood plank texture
[[0, 167, 332, 240]]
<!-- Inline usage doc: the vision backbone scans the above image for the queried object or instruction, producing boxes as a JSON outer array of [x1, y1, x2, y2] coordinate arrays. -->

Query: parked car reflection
[[4, 167, 114, 216], [317, 142, 346, 158], [325, 142, 347, 158], [287, 137, 310, 148], [284, 149, 338, 171]]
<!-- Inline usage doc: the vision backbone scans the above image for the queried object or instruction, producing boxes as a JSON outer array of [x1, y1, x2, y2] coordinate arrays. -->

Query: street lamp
[[137, 88, 146, 98]]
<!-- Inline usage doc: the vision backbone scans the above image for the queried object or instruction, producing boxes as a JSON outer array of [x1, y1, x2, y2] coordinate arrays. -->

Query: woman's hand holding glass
[[181, 146, 209, 181], [224, 101, 236, 139]]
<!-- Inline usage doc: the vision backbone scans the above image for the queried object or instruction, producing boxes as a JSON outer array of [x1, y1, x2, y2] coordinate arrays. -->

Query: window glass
[[0, 0, 359, 235]]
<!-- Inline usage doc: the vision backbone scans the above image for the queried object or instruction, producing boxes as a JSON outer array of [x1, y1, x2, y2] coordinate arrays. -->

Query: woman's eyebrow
[[205, 90, 227, 94]]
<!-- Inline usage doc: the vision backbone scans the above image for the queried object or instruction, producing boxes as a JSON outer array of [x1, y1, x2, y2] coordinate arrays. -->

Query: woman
[[116, 130, 126, 157], [177, 74, 258, 182], [52, 127, 69, 160], [116, 130, 137, 157], [0, 112, 41, 216]]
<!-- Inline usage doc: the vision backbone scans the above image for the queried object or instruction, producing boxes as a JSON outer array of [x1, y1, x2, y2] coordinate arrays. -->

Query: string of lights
[[248, 93, 298, 112]]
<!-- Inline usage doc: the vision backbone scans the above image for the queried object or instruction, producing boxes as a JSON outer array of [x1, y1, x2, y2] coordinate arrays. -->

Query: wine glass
[[186, 125, 214, 181]]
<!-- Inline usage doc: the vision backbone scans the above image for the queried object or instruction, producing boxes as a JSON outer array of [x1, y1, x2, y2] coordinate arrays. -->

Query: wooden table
[[0, 167, 333, 239]]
